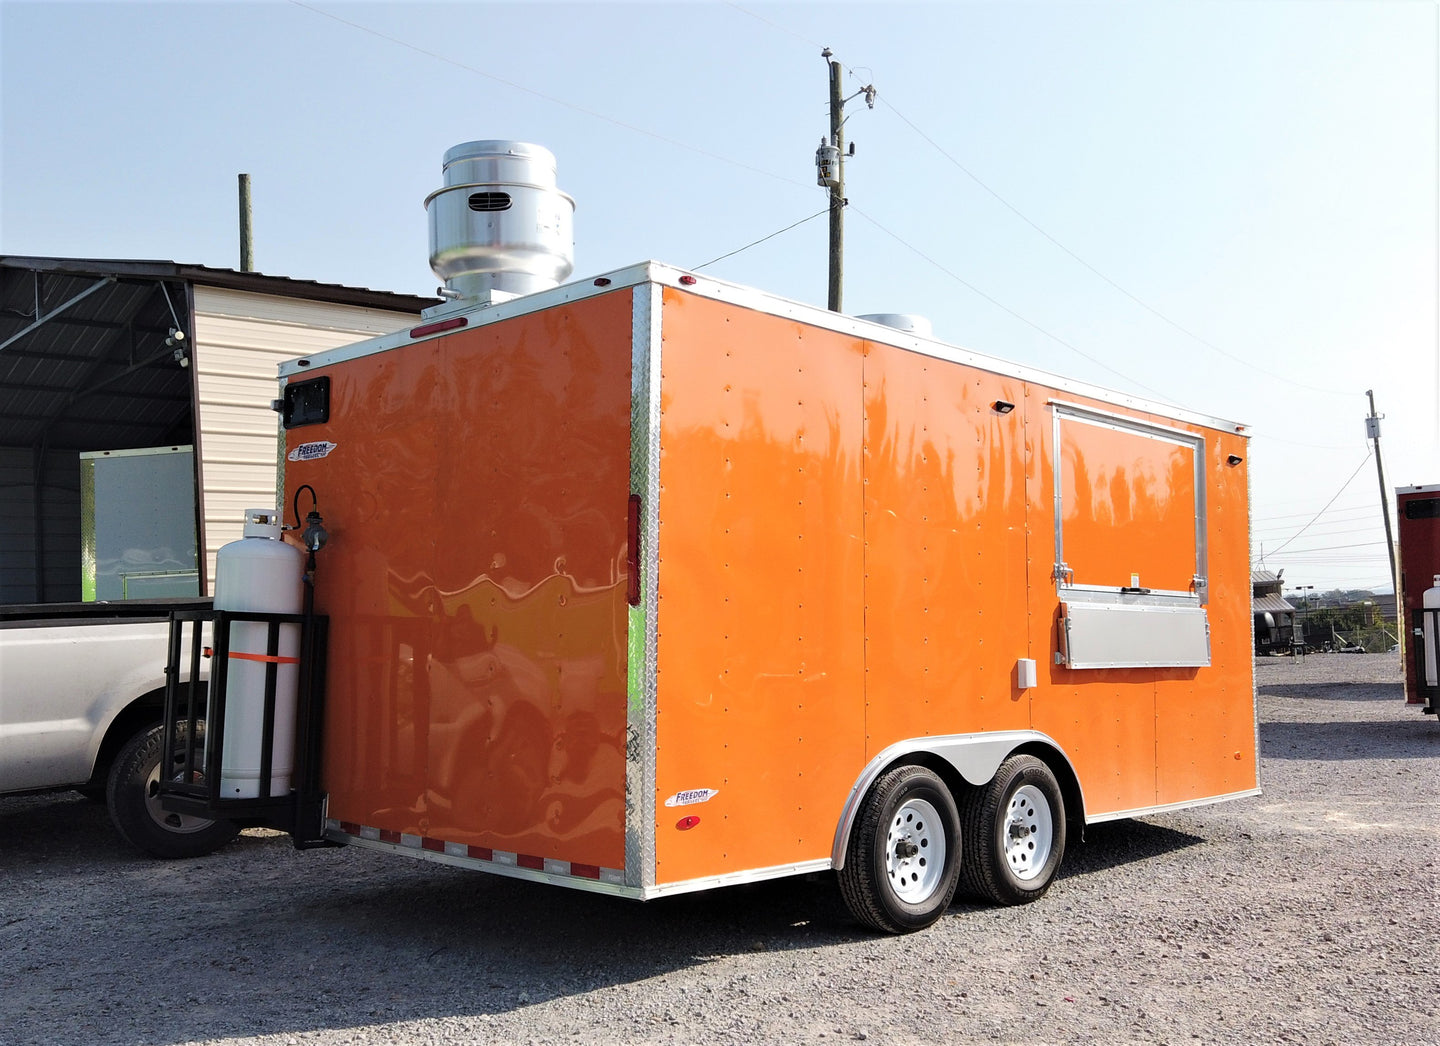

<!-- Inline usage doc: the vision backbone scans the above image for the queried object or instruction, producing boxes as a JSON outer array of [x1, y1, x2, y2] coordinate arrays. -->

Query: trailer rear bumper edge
[[324, 820, 638, 898]]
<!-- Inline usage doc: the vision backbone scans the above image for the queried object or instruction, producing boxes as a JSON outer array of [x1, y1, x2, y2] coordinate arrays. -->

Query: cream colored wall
[[191, 286, 419, 593]]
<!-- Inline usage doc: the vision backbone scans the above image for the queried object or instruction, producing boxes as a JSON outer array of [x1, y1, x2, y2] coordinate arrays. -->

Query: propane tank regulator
[[288, 485, 327, 614], [301, 508, 328, 553], [289, 485, 327, 552]]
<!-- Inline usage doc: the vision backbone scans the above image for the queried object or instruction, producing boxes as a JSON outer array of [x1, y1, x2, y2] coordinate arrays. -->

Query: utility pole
[[1365, 389, 1399, 599], [825, 51, 844, 312], [815, 49, 874, 313], [238, 173, 254, 272]]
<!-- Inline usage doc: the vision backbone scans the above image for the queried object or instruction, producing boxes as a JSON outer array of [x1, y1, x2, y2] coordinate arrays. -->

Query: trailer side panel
[[861, 340, 1032, 746], [652, 289, 866, 886], [1026, 390, 1256, 815]]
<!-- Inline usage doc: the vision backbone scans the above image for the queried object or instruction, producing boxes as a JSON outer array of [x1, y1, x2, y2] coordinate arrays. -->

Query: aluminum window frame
[[1050, 400, 1208, 607]]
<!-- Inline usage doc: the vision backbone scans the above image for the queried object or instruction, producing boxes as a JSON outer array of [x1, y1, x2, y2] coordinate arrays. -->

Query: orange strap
[[228, 651, 300, 665]]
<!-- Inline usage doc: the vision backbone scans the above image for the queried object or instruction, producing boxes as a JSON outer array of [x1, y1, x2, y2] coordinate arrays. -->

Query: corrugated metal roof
[[2, 256, 438, 313], [0, 269, 192, 450], [1251, 569, 1283, 585], [0, 256, 437, 452], [1253, 593, 1296, 614]]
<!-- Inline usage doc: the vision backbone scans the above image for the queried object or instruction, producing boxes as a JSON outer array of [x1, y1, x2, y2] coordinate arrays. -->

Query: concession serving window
[[1050, 401, 1210, 669]]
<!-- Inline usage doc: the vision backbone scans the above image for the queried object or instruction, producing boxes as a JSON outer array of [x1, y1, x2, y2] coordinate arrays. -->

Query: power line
[[849, 205, 1171, 399], [1265, 540, 1389, 555], [1253, 525, 1385, 544], [1252, 505, 1379, 525], [1267, 452, 1374, 557], [692, 208, 830, 272], [1255, 532, 1383, 549], [286, 0, 812, 192], [722, 1, 825, 49], [738, 4, 1359, 399], [1251, 501, 1375, 523], [870, 93, 1353, 399], [1253, 508, 1376, 526], [1247, 431, 1368, 452], [720, 9, 1274, 390]]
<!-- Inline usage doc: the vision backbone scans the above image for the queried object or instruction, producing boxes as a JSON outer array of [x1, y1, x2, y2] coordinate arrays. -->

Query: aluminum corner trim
[[625, 281, 663, 892]]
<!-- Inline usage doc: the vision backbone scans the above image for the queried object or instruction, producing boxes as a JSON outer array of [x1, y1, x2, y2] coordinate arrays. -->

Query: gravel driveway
[[2, 653, 1435, 1045]]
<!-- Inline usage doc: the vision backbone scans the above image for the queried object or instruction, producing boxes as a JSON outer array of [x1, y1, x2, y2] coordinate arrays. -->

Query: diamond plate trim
[[625, 281, 663, 892]]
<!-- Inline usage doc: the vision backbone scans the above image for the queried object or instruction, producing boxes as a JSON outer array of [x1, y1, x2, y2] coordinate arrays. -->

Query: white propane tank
[[213, 508, 304, 798], [1424, 575, 1440, 688]]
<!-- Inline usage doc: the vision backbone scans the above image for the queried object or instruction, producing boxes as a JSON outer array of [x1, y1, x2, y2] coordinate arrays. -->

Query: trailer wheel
[[106, 723, 240, 859], [960, 754, 1066, 905], [838, 764, 962, 934]]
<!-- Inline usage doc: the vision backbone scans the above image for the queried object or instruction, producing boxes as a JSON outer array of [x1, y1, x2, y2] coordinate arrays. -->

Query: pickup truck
[[0, 256, 427, 857], [0, 599, 238, 858]]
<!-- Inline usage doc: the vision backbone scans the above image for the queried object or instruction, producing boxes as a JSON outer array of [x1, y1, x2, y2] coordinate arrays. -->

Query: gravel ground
[[2, 653, 1435, 1046]]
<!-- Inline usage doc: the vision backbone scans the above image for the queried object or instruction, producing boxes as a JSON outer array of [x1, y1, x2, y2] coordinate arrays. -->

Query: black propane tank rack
[[158, 606, 333, 847], [1411, 607, 1440, 716]]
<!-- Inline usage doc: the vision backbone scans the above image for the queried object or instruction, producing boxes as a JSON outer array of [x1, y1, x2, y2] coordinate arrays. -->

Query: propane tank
[[213, 508, 304, 798], [1424, 575, 1440, 688]]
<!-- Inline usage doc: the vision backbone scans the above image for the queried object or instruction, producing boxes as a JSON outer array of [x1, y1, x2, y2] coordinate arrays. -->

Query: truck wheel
[[106, 723, 240, 859], [838, 764, 962, 934], [960, 754, 1066, 905]]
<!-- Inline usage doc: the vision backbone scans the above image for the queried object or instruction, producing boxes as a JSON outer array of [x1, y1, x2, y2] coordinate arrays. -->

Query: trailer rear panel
[[283, 290, 634, 875]]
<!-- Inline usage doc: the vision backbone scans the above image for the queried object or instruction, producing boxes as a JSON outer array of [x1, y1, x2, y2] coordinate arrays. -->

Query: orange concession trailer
[[266, 262, 1256, 932]]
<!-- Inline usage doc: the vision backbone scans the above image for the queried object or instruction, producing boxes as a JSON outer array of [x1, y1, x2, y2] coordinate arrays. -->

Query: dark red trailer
[[1396, 483, 1440, 713]]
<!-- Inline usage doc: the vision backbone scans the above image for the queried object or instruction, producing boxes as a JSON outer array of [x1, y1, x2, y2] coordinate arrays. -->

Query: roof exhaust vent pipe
[[423, 141, 575, 316]]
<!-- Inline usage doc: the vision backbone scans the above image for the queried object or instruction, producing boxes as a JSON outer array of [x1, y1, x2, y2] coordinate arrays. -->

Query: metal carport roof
[[0, 256, 436, 452]]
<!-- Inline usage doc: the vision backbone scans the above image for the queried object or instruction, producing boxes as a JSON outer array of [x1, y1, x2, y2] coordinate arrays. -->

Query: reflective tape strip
[[228, 651, 300, 665], [326, 820, 623, 884]]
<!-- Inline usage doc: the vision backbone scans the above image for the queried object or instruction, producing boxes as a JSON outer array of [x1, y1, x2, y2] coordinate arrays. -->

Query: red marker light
[[594, 277, 612, 287], [409, 317, 467, 339], [679, 274, 697, 285], [676, 815, 700, 831], [627, 494, 642, 607]]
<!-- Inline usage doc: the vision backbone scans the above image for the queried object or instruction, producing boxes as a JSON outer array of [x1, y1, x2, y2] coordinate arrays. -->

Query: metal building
[[0, 257, 435, 604]]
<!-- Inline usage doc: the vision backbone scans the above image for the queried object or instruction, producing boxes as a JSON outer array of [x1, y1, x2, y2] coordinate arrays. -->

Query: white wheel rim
[[1003, 783, 1054, 881], [885, 797, 947, 903], [144, 756, 216, 835]]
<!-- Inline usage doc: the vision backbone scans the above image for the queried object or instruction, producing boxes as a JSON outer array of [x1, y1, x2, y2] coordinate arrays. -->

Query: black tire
[[838, 764, 962, 934], [106, 723, 240, 859], [959, 754, 1066, 905]]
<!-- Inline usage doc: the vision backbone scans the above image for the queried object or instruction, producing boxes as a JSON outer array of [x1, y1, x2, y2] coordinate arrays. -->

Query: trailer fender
[[831, 731, 1084, 870]]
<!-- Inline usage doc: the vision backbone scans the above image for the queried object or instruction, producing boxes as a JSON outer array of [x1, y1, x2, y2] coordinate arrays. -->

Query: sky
[[2, 0, 1436, 596]]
